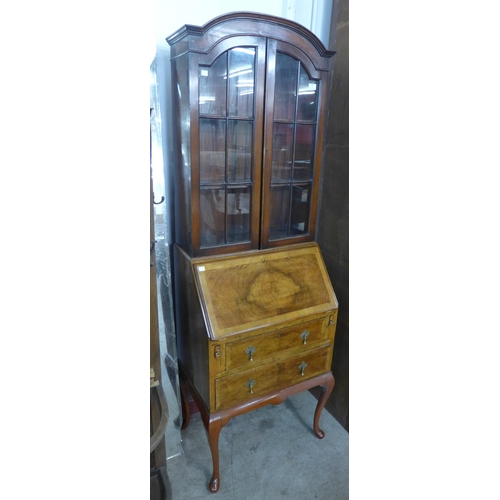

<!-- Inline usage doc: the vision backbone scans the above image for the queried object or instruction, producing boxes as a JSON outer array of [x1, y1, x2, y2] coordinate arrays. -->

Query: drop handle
[[298, 361, 308, 376], [299, 330, 310, 345], [245, 378, 256, 394], [245, 345, 256, 361]]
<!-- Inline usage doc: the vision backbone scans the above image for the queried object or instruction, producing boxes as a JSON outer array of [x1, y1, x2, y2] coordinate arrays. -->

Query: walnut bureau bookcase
[[167, 12, 337, 493]]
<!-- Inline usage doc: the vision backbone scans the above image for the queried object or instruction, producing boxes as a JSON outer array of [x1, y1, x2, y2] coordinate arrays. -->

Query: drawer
[[215, 361, 279, 411], [215, 345, 331, 411], [225, 316, 331, 372], [277, 347, 331, 389]]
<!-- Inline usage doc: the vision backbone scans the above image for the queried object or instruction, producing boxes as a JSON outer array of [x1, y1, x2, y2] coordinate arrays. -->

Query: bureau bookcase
[[167, 12, 337, 492]]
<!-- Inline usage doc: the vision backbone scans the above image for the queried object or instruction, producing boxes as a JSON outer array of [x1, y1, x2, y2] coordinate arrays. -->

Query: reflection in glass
[[297, 65, 318, 122], [200, 188, 226, 247], [228, 47, 255, 118], [272, 123, 294, 181], [274, 53, 298, 121], [199, 55, 227, 116], [200, 119, 226, 184], [198, 47, 257, 250], [293, 124, 315, 181], [291, 184, 310, 235], [227, 120, 252, 183], [269, 53, 319, 241], [269, 185, 291, 240], [227, 187, 251, 243]]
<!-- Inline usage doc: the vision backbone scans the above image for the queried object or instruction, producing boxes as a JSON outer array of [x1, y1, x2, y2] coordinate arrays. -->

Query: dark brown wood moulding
[[166, 11, 336, 58]]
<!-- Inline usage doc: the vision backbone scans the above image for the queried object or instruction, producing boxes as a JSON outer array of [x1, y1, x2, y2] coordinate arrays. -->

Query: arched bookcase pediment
[[167, 11, 335, 69]]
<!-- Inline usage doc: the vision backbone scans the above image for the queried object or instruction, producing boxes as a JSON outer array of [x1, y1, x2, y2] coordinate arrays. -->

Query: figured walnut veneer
[[224, 316, 330, 371], [193, 243, 337, 340]]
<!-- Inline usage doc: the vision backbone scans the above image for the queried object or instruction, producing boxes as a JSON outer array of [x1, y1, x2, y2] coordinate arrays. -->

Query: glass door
[[261, 39, 325, 247], [194, 38, 266, 255]]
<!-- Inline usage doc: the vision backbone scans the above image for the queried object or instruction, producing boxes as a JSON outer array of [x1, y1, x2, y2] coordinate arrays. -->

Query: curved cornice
[[166, 11, 335, 58]]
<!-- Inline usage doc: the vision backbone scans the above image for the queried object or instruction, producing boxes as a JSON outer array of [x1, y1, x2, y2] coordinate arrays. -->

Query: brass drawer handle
[[298, 361, 308, 376], [299, 330, 310, 344], [245, 378, 256, 394], [245, 345, 256, 361]]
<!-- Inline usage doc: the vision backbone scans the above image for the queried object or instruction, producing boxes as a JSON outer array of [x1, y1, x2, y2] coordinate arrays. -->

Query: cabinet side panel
[[171, 53, 192, 253], [173, 244, 210, 408]]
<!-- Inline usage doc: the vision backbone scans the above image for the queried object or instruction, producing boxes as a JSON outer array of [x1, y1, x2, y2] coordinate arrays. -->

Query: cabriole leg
[[313, 373, 335, 439], [179, 379, 190, 430], [207, 418, 223, 493]]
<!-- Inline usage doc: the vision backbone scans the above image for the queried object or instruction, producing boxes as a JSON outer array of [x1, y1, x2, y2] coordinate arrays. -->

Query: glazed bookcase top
[[168, 12, 335, 257]]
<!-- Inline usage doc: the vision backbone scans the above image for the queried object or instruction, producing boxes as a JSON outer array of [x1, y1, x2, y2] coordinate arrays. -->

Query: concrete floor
[[163, 390, 349, 499]]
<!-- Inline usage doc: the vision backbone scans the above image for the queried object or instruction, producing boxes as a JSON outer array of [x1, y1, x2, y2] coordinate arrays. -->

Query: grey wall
[[315, 0, 349, 431]]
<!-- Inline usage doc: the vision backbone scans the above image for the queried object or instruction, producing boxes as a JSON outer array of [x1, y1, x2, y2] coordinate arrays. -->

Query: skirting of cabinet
[[179, 361, 335, 493]]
